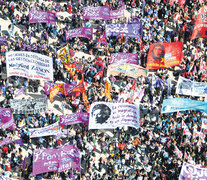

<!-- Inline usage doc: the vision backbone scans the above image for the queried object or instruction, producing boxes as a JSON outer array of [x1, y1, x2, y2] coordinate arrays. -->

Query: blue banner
[[161, 98, 207, 114]]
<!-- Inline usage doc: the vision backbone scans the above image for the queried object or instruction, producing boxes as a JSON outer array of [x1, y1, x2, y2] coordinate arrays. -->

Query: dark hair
[[151, 44, 165, 60]]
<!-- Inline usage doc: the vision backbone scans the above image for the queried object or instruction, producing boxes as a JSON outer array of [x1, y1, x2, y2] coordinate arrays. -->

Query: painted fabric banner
[[176, 76, 207, 97], [0, 108, 13, 130], [191, 6, 207, 40], [29, 5, 56, 25], [161, 98, 207, 114], [179, 162, 207, 180], [59, 112, 89, 126], [66, 27, 93, 40], [0, 36, 8, 46], [0, 137, 13, 147], [6, 51, 53, 81], [105, 22, 142, 38], [110, 7, 125, 19], [28, 122, 59, 138], [10, 98, 47, 114], [110, 53, 138, 64], [89, 102, 140, 129], [32, 145, 80, 175], [57, 44, 71, 64], [107, 63, 147, 78], [147, 42, 183, 69], [82, 6, 110, 20]]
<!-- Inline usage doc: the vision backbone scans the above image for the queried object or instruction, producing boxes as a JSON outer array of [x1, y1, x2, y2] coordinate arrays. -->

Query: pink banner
[[0, 108, 13, 130], [32, 145, 80, 175], [110, 7, 125, 19], [66, 27, 93, 40]]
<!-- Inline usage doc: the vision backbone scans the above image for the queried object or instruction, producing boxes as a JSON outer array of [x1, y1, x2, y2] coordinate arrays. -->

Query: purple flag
[[179, 162, 207, 180], [66, 27, 93, 40], [29, 5, 56, 25], [0, 108, 13, 130], [0, 36, 8, 46], [105, 22, 142, 38], [14, 87, 25, 97], [82, 6, 110, 20], [110, 53, 138, 64], [110, 7, 125, 19], [15, 139, 23, 146], [32, 145, 80, 175], [59, 112, 89, 126], [0, 137, 13, 147], [0, 118, 15, 130]]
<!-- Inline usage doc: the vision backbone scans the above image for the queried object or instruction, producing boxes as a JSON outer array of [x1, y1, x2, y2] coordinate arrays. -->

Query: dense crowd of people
[[0, 0, 206, 179]]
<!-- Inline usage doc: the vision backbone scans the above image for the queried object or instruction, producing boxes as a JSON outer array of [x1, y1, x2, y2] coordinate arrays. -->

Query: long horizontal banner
[[110, 7, 125, 19], [107, 63, 147, 78], [29, 5, 56, 25], [29, 122, 59, 138], [89, 102, 140, 129], [105, 22, 142, 38], [147, 42, 183, 69], [0, 36, 8, 46], [10, 98, 47, 114], [176, 76, 207, 97], [60, 112, 89, 126], [66, 27, 93, 40], [0, 108, 14, 130], [110, 53, 138, 65], [6, 51, 53, 81], [0, 118, 15, 130], [179, 162, 207, 180], [161, 98, 207, 114], [33, 145, 80, 175], [83, 6, 110, 20]]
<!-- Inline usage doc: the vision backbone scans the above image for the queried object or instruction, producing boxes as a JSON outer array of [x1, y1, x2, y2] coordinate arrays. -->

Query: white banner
[[176, 76, 207, 97], [28, 122, 60, 138], [89, 102, 139, 129], [6, 51, 53, 81]]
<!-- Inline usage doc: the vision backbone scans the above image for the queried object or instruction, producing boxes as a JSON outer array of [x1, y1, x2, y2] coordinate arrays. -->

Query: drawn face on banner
[[152, 44, 165, 61], [91, 104, 111, 124]]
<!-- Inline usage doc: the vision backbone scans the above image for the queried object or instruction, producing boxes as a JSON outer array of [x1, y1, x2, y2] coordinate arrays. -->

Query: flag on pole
[[174, 145, 183, 159], [105, 80, 112, 102], [57, 44, 71, 64]]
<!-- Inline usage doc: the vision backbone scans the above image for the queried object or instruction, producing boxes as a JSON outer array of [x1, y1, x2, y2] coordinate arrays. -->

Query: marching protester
[[0, 0, 206, 180]]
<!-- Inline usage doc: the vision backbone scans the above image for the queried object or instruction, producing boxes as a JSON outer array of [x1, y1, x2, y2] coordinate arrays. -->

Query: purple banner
[[0, 118, 15, 130], [82, 6, 110, 20], [0, 108, 13, 130], [66, 27, 93, 40], [179, 162, 207, 180], [44, 82, 75, 95], [0, 137, 13, 147], [110, 53, 138, 64], [14, 87, 25, 97], [29, 6, 56, 25], [59, 112, 89, 126], [110, 7, 125, 19], [105, 22, 142, 38], [15, 139, 23, 146], [32, 145, 80, 175], [0, 36, 8, 46]]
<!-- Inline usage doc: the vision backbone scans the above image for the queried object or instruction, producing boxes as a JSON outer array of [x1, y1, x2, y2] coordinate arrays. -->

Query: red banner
[[146, 42, 183, 69], [191, 6, 207, 40], [49, 84, 64, 102]]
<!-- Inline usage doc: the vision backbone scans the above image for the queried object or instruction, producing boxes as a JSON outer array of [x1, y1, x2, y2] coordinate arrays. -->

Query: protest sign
[[110, 7, 125, 19], [82, 6, 110, 20], [107, 63, 147, 78], [6, 51, 53, 81], [191, 6, 207, 40], [0, 137, 13, 147], [10, 98, 47, 114], [89, 102, 140, 129], [0, 36, 8, 46], [161, 98, 207, 114], [176, 76, 207, 97], [110, 53, 138, 65], [0, 118, 15, 130], [0, 108, 13, 130], [59, 112, 89, 126], [147, 42, 183, 69], [28, 122, 59, 138], [179, 162, 207, 180], [105, 22, 142, 38], [66, 27, 93, 40], [32, 145, 80, 175]]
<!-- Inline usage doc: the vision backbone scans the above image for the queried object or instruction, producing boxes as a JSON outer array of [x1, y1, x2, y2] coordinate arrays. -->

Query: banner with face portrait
[[10, 98, 47, 114], [6, 51, 53, 81], [176, 76, 207, 97], [89, 102, 140, 129], [191, 6, 207, 40], [179, 162, 207, 180], [110, 53, 138, 65], [146, 42, 183, 69]]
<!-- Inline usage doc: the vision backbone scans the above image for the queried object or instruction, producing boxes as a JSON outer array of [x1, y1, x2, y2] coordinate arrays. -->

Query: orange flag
[[49, 84, 64, 102], [105, 80, 112, 102]]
